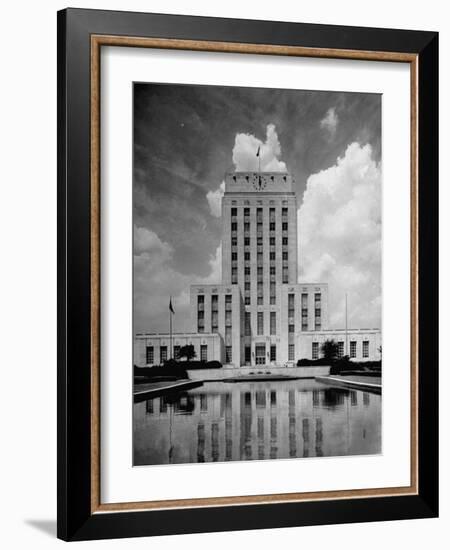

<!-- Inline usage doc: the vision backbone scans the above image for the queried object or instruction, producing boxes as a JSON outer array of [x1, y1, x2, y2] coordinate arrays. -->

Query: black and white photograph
[[133, 83, 382, 466]]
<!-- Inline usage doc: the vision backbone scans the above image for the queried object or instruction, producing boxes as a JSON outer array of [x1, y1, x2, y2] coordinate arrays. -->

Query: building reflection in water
[[133, 379, 381, 466]]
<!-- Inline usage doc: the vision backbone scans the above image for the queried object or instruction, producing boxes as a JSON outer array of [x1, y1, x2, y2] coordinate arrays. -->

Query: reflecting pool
[[133, 379, 381, 466]]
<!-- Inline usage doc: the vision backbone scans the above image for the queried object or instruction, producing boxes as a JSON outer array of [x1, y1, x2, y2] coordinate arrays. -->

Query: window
[[231, 267, 237, 284], [283, 268, 289, 283], [363, 340, 369, 358], [270, 312, 276, 335], [270, 251, 276, 260], [288, 324, 294, 333], [225, 294, 232, 309], [269, 207, 275, 221], [211, 294, 218, 311], [197, 320, 205, 333], [244, 282, 250, 291], [288, 344, 295, 361], [231, 252, 237, 261], [288, 293, 295, 313], [270, 222, 276, 231], [244, 237, 250, 246], [282, 207, 288, 217], [270, 266, 276, 275], [146, 346, 154, 364], [312, 342, 319, 359], [257, 296, 263, 305], [244, 251, 250, 261], [301, 293, 308, 307], [200, 345, 208, 362], [338, 341, 344, 358], [211, 313, 218, 332], [257, 312, 264, 335], [270, 282, 276, 305], [282, 222, 288, 231], [244, 266, 250, 275], [282, 237, 288, 246], [256, 208, 263, 221], [270, 345, 277, 362], [350, 341, 357, 358], [245, 296, 251, 306], [172, 345, 180, 360], [160, 346, 167, 363], [231, 222, 237, 231], [270, 237, 276, 246], [225, 310, 232, 326], [197, 294, 204, 308], [244, 207, 250, 217], [245, 346, 251, 364], [245, 312, 251, 336], [244, 222, 250, 232], [226, 346, 232, 363], [283, 251, 288, 260], [231, 207, 237, 216], [314, 292, 321, 306], [257, 252, 263, 263]]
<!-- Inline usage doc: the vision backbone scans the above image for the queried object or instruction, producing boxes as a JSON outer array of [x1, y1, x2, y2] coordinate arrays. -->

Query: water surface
[[133, 379, 381, 466]]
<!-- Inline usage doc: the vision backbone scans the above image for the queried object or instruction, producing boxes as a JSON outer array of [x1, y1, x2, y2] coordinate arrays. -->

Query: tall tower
[[222, 172, 297, 365]]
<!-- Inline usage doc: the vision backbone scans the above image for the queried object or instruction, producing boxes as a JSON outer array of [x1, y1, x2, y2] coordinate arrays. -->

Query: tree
[[320, 339, 340, 363], [177, 344, 196, 361]]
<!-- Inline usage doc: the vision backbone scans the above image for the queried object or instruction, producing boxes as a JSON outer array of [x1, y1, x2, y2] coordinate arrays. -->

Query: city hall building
[[135, 172, 381, 368]]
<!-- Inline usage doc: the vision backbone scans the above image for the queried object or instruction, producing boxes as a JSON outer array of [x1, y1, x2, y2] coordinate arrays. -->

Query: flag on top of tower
[[169, 297, 175, 314], [256, 145, 260, 157]]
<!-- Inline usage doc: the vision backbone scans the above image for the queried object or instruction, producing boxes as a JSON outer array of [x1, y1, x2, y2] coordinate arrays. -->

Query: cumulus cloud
[[206, 181, 225, 217], [233, 123, 287, 172], [298, 142, 381, 329], [134, 225, 221, 332], [206, 124, 287, 217], [320, 107, 338, 136]]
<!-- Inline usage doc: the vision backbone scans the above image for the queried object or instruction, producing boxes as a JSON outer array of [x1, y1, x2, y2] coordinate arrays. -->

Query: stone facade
[[134, 171, 381, 367], [134, 332, 221, 367]]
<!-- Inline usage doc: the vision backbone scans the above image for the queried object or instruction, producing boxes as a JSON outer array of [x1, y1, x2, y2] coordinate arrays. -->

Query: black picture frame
[[57, 7, 438, 541]]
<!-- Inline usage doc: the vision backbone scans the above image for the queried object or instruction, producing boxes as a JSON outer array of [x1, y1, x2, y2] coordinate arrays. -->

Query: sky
[[133, 82, 381, 334]]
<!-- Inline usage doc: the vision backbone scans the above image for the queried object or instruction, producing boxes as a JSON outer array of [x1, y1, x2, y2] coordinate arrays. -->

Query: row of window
[[198, 294, 232, 333], [231, 207, 289, 217], [232, 236, 290, 247], [231, 222, 289, 232], [231, 248, 289, 261], [311, 340, 370, 359], [233, 264, 290, 284], [146, 340, 371, 365], [146, 344, 208, 364]]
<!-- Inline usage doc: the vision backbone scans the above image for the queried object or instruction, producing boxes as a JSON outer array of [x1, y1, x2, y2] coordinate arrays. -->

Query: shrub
[[330, 359, 382, 376], [297, 358, 329, 366], [321, 339, 340, 363], [184, 360, 222, 370], [134, 364, 188, 380], [329, 355, 351, 375]]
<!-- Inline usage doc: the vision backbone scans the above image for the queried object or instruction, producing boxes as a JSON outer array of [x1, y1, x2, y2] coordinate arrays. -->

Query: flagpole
[[345, 293, 348, 356], [169, 296, 173, 360]]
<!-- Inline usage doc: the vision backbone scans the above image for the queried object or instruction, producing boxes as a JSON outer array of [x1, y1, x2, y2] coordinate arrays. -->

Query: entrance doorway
[[255, 344, 266, 365]]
